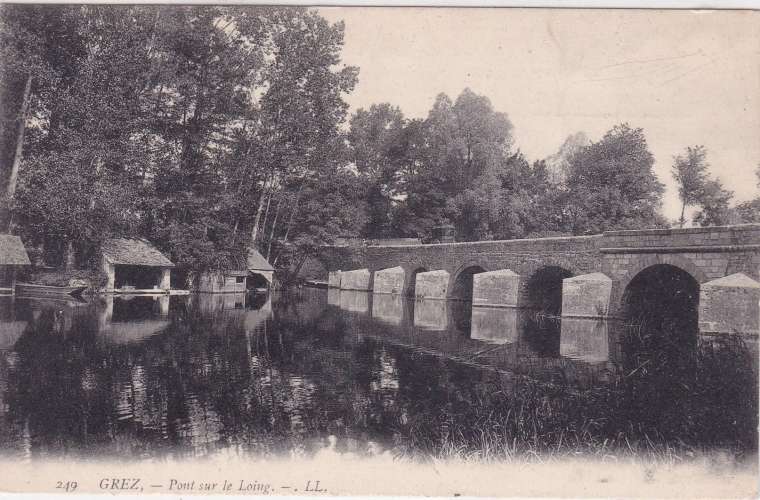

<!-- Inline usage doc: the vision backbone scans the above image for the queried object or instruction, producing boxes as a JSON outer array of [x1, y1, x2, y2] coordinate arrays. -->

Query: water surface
[[0, 289, 755, 462]]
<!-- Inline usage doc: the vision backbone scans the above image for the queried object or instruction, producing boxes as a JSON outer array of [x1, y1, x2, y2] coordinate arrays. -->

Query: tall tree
[[544, 131, 588, 186], [564, 124, 665, 234], [394, 88, 514, 240], [447, 152, 564, 241], [736, 164, 760, 223], [0, 4, 65, 231], [9, 5, 160, 266], [246, 9, 359, 263], [672, 145, 709, 228], [693, 178, 735, 227], [348, 103, 406, 237], [5, 6, 361, 275]]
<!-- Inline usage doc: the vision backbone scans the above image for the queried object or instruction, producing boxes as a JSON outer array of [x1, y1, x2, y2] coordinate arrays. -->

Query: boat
[[15, 282, 87, 298], [303, 280, 328, 289]]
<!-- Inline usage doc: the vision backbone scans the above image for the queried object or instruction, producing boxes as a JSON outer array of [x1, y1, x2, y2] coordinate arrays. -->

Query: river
[[0, 289, 756, 463]]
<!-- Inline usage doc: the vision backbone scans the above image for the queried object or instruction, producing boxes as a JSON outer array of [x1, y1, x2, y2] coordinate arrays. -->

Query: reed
[[390, 329, 757, 465]]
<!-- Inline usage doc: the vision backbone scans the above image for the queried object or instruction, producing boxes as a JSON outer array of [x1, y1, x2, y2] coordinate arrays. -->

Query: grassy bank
[[390, 333, 757, 465]]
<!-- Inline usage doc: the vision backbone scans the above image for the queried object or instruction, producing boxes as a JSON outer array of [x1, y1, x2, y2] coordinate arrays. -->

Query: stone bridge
[[310, 224, 760, 337]]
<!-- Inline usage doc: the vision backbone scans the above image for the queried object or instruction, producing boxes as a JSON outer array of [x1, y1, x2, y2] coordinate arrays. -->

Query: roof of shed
[[247, 248, 274, 272], [0, 234, 31, 266], [102, 238, 174, 267]]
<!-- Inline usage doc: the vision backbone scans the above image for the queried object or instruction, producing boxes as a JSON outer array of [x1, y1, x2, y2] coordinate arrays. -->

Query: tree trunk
[[273, 184, 304, 267], [1, 74, 32, 232], [679, 201, 687, 228], [6, 74, 32, 202], [231, 218, 239, 243], [266, 195, 283, 261], [284, 253, 309, 285], [249, 177, 271, 250], [261, 187, 273, 240], [63, 241, 76, 271]]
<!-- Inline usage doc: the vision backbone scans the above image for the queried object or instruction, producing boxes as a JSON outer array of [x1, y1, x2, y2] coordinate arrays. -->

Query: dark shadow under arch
[[525, 266, 573, 316], [450, 265, 487, 301], [406, 267, 429, 297], [621, 264, 699, 339]]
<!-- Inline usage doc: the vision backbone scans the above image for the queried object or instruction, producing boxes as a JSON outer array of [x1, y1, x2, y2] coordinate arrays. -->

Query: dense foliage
[[1, 5, 361, 277], [671, 145, 740, 227], [349, 97, 669, 241], [1, 5, 755, 278]]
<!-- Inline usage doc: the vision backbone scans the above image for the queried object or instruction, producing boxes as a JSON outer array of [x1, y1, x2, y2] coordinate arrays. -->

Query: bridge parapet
[[600, 224, 760, 252]]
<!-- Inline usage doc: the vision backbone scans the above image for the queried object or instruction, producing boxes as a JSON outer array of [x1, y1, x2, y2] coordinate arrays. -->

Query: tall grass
[[390, 328, 757, 465]]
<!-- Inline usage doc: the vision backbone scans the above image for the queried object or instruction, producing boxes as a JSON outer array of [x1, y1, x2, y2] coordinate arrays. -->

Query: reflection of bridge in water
[[328, 289, 622, 387]]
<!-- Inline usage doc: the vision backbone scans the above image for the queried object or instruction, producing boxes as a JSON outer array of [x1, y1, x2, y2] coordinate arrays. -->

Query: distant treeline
[[0, 5, 757, 277]]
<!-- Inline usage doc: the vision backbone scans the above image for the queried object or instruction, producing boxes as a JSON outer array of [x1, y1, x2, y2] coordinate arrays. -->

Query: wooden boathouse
[[193, 269, 249, 293], [101, 238, 174, 293], [192, 249, 274, 293], [247, 248, 274, 289]]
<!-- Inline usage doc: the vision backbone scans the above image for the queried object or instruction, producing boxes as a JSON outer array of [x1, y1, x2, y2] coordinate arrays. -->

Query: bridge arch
[[620, 263, 700, 340], [449, 262, 489, 301], [524, 264, 574, 315], [617, 253, 708, 294]]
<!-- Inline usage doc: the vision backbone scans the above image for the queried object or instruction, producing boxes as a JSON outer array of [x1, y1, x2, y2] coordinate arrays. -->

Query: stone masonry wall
[[312, 224, 760, 334]]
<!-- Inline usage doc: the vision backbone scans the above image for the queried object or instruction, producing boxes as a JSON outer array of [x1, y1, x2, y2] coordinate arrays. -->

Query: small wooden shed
[[194, 270, 249, 294], [0, 234, 31, 294], [247, 248, 274, 289], [101, 238, 174, 293]]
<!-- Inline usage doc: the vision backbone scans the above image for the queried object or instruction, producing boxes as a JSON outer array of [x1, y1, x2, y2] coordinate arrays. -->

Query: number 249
[[56, 481, 78, 492]]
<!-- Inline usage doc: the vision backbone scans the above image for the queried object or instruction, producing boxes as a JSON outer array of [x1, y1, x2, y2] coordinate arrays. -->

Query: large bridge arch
[[620, 263, 701, 332], [608, 254, 707, 319], [616, 253, 708, 294]]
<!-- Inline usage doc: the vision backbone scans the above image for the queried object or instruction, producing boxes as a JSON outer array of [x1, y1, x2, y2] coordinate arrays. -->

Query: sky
[[319, 7, 759, 221]]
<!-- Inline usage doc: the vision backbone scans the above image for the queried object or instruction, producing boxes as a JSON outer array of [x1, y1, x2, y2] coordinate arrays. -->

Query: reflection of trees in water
[[0, 291, 756, 462]]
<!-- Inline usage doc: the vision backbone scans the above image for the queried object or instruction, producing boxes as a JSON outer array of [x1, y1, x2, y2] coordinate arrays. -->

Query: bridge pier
[[372, 293, 406, 325], [560, 317, 617, 364], [340, 269, 372, 291], [472, 269, 521, 307], [414, 298, 448, 330], [328, 270, 342, 288], [327, 287, 341, 306], [414, 270, 450, 299], [698, 273, 760, 337], [339, 290, 371, 313], [561, 273, 613, 318], [373, 266, 405, 294], [471, 306, 523, 343]]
